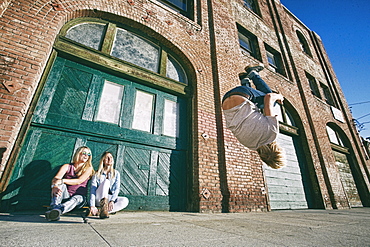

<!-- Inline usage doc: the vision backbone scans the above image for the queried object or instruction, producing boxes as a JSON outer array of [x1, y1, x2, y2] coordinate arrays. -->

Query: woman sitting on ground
[[89, 151, 129, 218]]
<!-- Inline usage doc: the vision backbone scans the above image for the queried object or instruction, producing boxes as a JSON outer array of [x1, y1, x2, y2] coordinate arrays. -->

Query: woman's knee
[[71, 195, 85, 204], [115, 197, 129, 210]]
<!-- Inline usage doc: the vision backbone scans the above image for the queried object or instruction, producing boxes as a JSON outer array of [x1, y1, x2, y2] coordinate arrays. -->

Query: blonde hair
[[72, 146, 93, 176], [95, 151, 116, 179], [257, 142, 286, 169]]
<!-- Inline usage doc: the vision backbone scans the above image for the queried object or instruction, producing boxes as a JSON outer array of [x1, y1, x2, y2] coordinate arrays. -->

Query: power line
[[349, 100, 370, 106], [354, 119, 370, 132], [357, 113, 370, 120]]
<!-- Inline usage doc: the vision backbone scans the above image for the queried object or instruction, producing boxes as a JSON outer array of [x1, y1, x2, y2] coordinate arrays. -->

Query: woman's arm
[[51, 163, 69, 185], [51, 164, 69, 196], [89, 175, 98, 207], [110, 172, 120, 202], [63, 166, 93, 185], [107, 171, 120, 211]]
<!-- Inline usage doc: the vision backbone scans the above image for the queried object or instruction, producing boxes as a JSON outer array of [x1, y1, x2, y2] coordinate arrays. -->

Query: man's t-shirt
[[223, 99, 279, 150]]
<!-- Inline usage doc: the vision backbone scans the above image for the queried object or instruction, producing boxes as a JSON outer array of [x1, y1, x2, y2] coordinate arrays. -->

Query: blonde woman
[[89, 151, 129, 219], [222, 64, 285, 169], [45, 146, 94, 221]]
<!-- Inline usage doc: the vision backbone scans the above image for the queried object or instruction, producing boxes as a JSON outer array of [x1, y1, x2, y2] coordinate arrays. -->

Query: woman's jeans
[[50, 184, 86, 214], [94, 179, 129, 213]]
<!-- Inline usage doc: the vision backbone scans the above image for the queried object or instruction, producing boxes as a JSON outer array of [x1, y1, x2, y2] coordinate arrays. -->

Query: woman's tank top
[[64, 164, 89, 196]]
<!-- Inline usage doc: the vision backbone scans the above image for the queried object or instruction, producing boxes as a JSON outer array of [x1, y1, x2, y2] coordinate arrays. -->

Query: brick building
[[0, 0, 369, 212]]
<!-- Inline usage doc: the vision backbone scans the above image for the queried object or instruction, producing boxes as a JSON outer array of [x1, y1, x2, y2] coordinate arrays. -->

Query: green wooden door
[[1, 57, 188, 211]]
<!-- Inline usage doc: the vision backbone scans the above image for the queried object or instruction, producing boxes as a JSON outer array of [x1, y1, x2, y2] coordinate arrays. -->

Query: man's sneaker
[[244, 63, 264, 77], [238, 72, 252, 86], [45, 208, 61, 221], [238, 72, 248, 80], [99, 198, 109, 219]]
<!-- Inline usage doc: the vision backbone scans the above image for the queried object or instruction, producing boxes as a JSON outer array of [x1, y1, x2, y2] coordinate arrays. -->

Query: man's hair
[[256, 142, 286, 169]]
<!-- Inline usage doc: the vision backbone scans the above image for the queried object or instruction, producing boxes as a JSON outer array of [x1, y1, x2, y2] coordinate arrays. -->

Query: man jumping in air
[[222, 64, 285, 169]]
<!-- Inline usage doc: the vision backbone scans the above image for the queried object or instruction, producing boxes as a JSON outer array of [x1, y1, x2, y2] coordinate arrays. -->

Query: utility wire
[[349, 100, 370, 106], [357, 113, 370, 120]]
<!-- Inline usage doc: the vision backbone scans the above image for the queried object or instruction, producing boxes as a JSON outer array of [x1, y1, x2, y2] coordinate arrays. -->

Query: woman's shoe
[[99, 198, 109, 219], [45, 208, 61, 221]]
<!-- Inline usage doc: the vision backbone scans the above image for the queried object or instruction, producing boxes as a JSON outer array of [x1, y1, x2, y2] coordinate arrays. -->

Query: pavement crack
[[87, 222, 112, 247]]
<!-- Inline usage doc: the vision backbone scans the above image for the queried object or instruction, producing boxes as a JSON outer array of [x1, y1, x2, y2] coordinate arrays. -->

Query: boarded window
[[163, 99, 179, 137], [96, 81, 124, 124], [132, 90, 154, 132]]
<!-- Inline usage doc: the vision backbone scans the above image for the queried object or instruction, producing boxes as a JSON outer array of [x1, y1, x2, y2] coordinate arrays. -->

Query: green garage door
[[1, 57, 188, 211]]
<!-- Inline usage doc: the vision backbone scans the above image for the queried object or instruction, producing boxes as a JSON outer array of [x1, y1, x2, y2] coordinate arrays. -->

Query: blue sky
[[280, 0, 370, 139]]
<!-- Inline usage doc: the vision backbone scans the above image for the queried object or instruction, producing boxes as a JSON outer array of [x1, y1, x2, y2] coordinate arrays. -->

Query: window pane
[[96, 81, 124, 124], [166, 55, 188, 84], [163, 0, 187, 11], [267, 51, 276, 67], [244, 0, 255, 11], [163, 99, 179, 137], [326, 126, 343, 146], [307, 75, 320, 97], [274, 103, 283, 122], [239, 33, 252, 53], [322, 83, 335, 106], [132, 90, 154, 132], [65, 23, 105, 50], [285, 110, 294, 126], [111, 28, 160, 72], [297, 31, 311, 56]]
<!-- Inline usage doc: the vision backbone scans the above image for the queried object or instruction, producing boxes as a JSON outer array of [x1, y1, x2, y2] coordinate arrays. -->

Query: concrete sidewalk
[[0, 208, 369, 246]]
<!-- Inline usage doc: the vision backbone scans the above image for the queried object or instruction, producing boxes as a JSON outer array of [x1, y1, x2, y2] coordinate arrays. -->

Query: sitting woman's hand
[[90, 206, 98, 216], [52, 186, 62, 197], [108, 201, 114, 212]]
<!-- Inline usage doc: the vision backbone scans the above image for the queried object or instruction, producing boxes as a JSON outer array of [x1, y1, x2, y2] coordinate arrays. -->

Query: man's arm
[[263, 93, 284, 117]]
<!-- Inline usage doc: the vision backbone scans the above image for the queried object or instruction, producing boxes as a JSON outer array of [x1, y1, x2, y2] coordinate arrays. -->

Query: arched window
[[62, 21, 188, 85], [167, 55, 188, 83], [296, 31, 312, 57], [275, 103, 295, 127], [65, 22, 105, 50], [326, 125, 344, 146]]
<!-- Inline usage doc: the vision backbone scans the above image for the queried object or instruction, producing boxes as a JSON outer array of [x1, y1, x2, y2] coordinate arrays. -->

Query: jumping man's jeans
[[246, 71, 273, 109]]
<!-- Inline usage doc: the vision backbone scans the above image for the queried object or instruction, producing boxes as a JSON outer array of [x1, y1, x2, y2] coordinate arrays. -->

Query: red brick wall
[[1, 0, 369, 212]]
